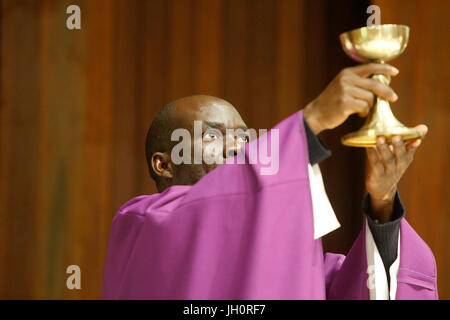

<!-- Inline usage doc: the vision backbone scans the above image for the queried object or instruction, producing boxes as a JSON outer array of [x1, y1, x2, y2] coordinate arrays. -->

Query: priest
[[102, 63, 437, 299]]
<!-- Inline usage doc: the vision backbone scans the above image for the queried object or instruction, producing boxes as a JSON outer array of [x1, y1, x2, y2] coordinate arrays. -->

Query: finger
[[366, 147, 384, 175], [376, 136, 395, 170], [348, 85, 375, 106], [405, 124, 428, 151], [406, 138, 422, 151], [391, 135, 407, 165], [346, 98, 371, 117], [414, 124, 428, 136], [350, 77, 398, 102], [348, 63, 399, 78], [389, 144, 394, 153], [402, 139, 421, 169]]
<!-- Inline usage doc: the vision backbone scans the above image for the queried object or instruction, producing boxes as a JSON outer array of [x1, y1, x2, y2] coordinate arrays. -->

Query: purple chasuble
[[102, 111, 437, 299]]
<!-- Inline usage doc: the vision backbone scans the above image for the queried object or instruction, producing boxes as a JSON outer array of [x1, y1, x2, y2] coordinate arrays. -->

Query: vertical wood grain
[[374, 0, 449, 299]]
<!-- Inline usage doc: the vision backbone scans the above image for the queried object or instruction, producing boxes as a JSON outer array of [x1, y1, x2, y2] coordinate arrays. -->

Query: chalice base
[[341, 126, 424, 147]]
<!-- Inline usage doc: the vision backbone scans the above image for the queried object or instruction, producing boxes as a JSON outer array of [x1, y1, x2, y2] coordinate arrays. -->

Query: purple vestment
[[102, 111, 437, 299]]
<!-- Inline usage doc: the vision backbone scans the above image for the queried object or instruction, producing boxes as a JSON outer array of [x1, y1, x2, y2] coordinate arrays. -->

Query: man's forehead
[[175, 99, 246, 129], [195, 103, 240, 120]]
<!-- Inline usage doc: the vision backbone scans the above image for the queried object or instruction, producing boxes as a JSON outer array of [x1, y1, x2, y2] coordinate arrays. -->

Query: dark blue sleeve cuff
[[303, 117, 332, 165], [363, 191, 405, 277]]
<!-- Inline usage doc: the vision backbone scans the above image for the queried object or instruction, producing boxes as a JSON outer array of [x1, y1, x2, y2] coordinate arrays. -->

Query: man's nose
[[224, 138, 243, 158], [226, 147, 239, 158]]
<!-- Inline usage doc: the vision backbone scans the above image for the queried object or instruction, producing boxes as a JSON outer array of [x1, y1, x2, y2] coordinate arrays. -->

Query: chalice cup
[[339, 24, 424, 147]]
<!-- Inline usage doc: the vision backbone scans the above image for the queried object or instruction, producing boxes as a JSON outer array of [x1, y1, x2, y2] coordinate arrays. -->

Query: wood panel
[[373, 0, 450, 300]]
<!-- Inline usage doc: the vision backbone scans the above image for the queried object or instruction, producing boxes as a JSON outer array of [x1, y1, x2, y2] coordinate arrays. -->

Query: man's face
[[170, 98, 248, 186]]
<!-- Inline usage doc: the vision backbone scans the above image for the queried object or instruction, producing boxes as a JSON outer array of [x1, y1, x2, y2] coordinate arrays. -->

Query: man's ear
[[151, 152, 174, 179]]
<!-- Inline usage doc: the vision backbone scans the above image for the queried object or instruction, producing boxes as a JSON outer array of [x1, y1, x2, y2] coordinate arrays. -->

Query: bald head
[[145, 95, 247, 192]]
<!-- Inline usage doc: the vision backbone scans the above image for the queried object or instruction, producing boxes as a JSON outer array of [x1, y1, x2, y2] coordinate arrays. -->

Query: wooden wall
[[372, 0, 449, 299], [0, 0, 447, 299]]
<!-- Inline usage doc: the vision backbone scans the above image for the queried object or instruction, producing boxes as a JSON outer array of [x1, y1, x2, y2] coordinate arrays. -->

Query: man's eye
[[203, 129, 221, 141], [203, 133, 216, 140], [238, 134, 249, 143]]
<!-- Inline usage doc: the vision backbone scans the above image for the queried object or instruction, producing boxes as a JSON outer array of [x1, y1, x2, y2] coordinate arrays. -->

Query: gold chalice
[[339, 24, 424, 147]]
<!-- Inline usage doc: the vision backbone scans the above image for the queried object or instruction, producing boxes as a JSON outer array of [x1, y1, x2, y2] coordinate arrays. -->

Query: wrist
[[369, 190, 396, 224], [303, 101, 324, 135]]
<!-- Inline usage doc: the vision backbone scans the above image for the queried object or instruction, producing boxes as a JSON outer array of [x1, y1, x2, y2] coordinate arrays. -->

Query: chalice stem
[[368, 71, 398, 129]]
